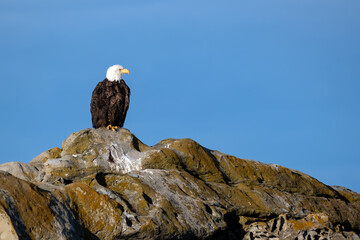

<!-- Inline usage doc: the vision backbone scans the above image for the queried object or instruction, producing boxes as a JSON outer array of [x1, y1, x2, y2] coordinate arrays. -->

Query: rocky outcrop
[[0, 128, 359, 239]]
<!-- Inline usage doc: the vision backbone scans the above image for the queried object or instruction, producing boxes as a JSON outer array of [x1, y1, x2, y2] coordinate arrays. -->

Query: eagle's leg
[[106, 124, 118, 131]]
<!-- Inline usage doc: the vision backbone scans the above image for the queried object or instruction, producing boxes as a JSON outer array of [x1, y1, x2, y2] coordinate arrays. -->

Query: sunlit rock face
[[0, 128, 359, 239]]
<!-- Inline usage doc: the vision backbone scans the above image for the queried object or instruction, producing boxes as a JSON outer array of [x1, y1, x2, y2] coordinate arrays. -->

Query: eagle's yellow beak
[[121, 69, 130, 74]]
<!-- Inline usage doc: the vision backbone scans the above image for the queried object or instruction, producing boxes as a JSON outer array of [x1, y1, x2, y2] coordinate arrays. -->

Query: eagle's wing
[[90, 80, 109, 128]]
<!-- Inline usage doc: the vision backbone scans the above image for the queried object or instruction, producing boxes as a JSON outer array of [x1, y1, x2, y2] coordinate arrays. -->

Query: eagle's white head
[[106, 65, 130, 82]]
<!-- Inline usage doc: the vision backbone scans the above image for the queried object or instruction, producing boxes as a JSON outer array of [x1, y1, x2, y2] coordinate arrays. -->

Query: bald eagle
[[91, 65, 130, 131]]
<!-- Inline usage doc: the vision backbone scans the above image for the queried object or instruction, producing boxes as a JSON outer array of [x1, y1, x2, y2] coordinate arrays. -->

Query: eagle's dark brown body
[[90, 79, 130, 128]]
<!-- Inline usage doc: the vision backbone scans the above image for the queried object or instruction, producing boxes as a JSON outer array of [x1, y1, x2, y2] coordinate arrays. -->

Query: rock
[[0, 128, 359, 239], [0, 204, 18, 240], [240, 214, 360, 240], [0, 172, 83, 239], [0, 162, 40, 182], [30, 147, 62, 166]]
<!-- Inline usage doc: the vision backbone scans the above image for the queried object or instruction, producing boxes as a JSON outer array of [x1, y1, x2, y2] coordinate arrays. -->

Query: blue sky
[[1, 0, 359, 192]]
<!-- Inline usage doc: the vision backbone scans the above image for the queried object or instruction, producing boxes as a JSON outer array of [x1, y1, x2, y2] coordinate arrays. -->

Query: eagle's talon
[[106, 124, 118, 131]]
